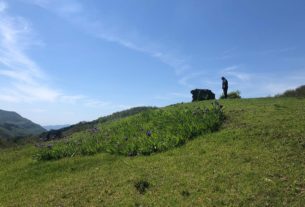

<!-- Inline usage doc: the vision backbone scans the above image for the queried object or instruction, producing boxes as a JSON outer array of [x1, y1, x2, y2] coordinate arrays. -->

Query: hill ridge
[[0, 109, 46, 141]]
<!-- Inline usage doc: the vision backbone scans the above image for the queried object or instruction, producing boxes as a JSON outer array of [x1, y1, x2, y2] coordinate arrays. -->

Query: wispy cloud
[[0, 4, 59, 102], [25, 0, 192, 76], [260, 69, 305, 96], [218, 47, 238, 60], [219, 65, 305, 97], [154, 92, 190, 101], [261, 47, 296, 55], [20, 0, 305, 102], [222, 65, 251, 81], [0, 1, 7, 12], [0, 1, 119, 109], [84, 99, 111, 108], [178, 71, 207, 88]]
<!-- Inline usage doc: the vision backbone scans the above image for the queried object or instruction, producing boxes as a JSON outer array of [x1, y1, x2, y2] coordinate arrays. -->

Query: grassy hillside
[[35, 102, 223, 160], [0, 109, 46, 141], [39, 106, 156, 141], [0, 98, 304, 206], [276, 85, 305, 98]]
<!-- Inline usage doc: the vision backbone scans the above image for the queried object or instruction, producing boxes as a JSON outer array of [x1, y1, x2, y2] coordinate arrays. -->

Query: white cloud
[[84, 99, 111, 108], [58, 2, 82, 14], [154, 92, 190, 101], [259, 70, 305, 96], [14, 83, 60, 102], [87, 23, 192, 76], [264, 83, 295, 95], [0, 1, 120, 111], [0, 70, 34, 83], [178, 71, 207, 88], [25, 0, 192, 76], [0, 1, 7, 12], [222, 65, 251, 81], [20, 0, 305, 103], [0, 4, 61, 103], [59, 95, 85, 104], [0, 93, 19, 102], [261, 47, 296, 55], [29, 108, 46, 113]]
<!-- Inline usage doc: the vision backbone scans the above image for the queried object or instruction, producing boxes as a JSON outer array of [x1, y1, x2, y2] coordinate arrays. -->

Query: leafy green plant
[[35, 101, 224, 160], [39, 106, 156, 141], [220, 90, 241, 99]]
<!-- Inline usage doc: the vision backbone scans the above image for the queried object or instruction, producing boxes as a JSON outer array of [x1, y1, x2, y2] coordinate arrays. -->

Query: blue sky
[[0, 0, 305, 125]]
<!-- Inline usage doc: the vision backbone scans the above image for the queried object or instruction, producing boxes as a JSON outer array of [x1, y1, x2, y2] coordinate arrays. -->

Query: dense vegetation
[[39, 106, 156, 141], [35, 102, 224, 160], [0, 98, 304, 206], [0, 109, 45, 143], [276, 85, 305, 98], [220, 90, 241, 99]]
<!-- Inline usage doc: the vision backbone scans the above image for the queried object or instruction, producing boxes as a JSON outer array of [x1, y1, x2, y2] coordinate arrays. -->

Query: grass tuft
[[134, 180, 150, 194]]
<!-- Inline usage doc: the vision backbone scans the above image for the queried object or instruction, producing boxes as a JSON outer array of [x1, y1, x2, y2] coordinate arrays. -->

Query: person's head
[[221, 77, 225, 80]]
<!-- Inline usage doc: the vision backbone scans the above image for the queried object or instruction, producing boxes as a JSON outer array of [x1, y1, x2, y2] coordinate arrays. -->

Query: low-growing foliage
[[134, 180, 150, 194], [35, 101, 224, 160], [181, 190, 191, 197], [220, 90, 241, 99], [275, 85, 305, 98], [39, 106, 156, 141]]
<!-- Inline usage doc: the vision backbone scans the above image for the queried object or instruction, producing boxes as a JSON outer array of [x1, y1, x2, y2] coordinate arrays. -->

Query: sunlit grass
[[0, 98, 304, 206], [35, 101, 224, 160]]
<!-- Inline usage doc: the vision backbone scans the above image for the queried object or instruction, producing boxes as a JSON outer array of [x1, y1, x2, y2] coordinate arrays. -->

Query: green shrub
[[220, 90, 241, 99], [35, 102, 224, 160], [275, 85, 305, 98]]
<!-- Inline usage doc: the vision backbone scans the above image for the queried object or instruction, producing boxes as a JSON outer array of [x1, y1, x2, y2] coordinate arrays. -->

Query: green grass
[[0, 98, 304, 206], [39, 106, 156, 141], [35, 101, 224, 160]]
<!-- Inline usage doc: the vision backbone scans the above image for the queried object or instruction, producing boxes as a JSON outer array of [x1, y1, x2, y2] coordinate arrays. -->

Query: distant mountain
[[0, 109, 46, 140], [43, 125, 70, 131]]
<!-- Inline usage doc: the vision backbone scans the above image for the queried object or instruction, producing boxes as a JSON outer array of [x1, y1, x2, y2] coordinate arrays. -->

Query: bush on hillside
[[220, 90, 241, 99], [275, 85, 305, 98], [39, 106, 156, 141], [35, 102, 224, 160], [191, 89, 215, 101]]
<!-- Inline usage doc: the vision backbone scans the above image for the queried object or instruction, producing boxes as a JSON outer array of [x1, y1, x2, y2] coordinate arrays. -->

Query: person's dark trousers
[[223, 88, 228, 99]]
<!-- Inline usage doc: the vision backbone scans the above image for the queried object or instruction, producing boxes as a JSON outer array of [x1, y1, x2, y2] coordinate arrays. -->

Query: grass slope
[[276, 85, 305, 98], [0, 98, 305, 206], [35, 102, 223, 160], [39, 106, 156, 141]]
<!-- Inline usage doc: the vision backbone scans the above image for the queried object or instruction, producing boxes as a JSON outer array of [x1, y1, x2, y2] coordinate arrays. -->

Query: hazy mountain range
[[0, 109, 46, 140], [43, 125, 70, 131]]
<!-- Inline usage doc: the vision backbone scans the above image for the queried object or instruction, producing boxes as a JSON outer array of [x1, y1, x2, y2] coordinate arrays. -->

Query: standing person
[[221, 77, 228, 99]]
